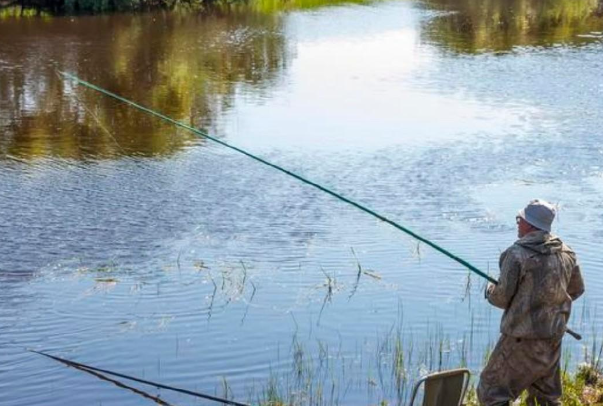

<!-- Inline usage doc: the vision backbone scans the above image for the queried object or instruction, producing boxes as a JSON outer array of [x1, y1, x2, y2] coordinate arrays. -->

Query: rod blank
[[31, 350, 251, 406]]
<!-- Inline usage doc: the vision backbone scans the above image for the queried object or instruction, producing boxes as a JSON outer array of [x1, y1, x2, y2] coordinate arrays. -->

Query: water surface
[[1, 0, 603, 404]]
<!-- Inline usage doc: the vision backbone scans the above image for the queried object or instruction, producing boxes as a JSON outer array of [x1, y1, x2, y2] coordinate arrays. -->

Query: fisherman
[[477, 199, 585, 406]]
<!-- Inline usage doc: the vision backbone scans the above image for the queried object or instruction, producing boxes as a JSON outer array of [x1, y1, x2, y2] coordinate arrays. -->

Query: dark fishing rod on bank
[[31, 350, 251, 406], [57, 71, 581, 341]]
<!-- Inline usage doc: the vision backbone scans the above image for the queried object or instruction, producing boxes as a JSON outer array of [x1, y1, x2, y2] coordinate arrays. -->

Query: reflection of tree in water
[[422, 0, 603, 53], [0, 8, 289, 159]]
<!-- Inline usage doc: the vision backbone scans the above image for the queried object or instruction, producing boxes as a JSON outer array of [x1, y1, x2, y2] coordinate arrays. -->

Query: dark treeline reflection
[[0, 9, 288, 159], [422, 0, 603, 53]]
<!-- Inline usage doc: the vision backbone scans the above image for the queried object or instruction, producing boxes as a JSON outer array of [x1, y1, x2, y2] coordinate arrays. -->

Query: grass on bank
[[464, 364, 603, 406], [245, 329, 603, 406], [0, 0, 373, 16], [258, 355, 603, 406]]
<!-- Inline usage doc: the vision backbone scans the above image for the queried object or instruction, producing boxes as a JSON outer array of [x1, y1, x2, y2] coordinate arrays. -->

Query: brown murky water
[[1, 1, 603, 405], [0, 9, 288, 158]]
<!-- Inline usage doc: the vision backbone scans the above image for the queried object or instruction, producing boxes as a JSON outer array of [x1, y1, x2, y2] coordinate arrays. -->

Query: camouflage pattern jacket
[[487, 231, 585, 339]]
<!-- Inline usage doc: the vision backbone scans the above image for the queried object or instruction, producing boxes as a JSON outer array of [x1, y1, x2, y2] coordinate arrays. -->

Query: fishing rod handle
[[565, 328, 582, 341]]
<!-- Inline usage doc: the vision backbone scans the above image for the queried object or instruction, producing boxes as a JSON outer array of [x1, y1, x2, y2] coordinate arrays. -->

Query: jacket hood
[[515, 230, 564, 255]]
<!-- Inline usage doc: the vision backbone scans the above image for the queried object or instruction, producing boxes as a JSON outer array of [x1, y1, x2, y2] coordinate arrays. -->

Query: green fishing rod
[[31, 350, 251, 406], [59, 71, 581, 340]]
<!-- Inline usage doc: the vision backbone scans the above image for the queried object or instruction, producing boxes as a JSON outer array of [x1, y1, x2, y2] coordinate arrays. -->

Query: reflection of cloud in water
[[226, 29, 545, 151]]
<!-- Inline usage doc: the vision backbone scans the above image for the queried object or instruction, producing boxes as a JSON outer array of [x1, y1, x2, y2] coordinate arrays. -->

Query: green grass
[[465, 364, 603, 406], [0, 5, 51, 18], [0, 0, 375, 16], [246, 0, 372, 14], [248, 328, 603, 406]]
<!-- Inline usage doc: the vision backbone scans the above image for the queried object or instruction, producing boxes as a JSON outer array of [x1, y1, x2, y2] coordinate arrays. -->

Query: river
[[1, 0, 603, 404]]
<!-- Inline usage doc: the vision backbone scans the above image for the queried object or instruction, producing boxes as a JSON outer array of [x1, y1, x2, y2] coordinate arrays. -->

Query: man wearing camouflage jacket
[[477, 199, 585, 406]]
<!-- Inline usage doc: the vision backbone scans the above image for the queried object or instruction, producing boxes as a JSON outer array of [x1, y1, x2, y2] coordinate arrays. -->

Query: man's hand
[[485, 283, 495, 298]]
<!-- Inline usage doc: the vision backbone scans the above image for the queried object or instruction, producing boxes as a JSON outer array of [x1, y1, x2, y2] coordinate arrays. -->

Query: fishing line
[[58, 71, 581, 340], [31, 350, 251, 406]]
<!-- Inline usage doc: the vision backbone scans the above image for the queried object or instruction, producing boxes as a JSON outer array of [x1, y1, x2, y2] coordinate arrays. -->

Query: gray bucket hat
[[518, 199, 556, 232]]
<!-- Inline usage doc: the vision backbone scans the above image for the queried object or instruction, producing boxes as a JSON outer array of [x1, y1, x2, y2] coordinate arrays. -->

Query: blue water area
[[1, 0, 602, 404]]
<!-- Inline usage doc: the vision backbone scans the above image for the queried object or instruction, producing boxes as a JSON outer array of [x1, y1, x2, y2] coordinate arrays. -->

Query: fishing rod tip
[[55, 70, 76, 80]]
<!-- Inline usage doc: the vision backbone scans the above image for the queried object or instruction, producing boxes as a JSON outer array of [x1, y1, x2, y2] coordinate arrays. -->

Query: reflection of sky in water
[[1, 1, 603, 405], [227, 2, 545, 151]]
